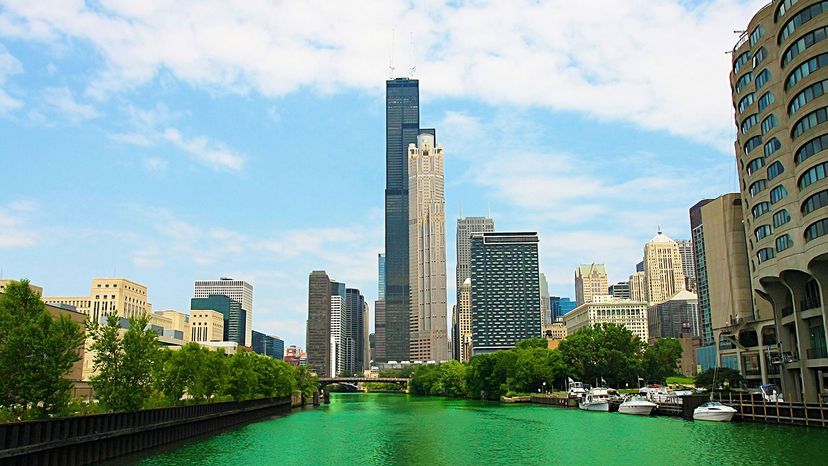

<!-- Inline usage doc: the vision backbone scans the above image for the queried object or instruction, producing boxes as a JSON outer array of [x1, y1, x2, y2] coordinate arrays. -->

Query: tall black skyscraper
[[383, 77, 419, 362]]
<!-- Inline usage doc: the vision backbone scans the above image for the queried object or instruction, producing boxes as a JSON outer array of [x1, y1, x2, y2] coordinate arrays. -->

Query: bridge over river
[[317, 377, 410, 402]]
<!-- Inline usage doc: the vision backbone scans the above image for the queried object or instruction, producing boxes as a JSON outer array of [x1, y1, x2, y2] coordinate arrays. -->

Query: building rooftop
[[668, 289, 698, 301], [648, 229, 676, 244], [577, 263, 606, 276]]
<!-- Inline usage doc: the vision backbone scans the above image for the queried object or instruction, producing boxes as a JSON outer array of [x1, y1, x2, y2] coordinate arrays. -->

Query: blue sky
[[0, 0, 765, 348]]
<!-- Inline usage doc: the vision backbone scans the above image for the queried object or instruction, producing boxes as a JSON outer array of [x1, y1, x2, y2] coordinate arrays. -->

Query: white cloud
[[41, 86, 100, 121], [0, 44, 22, 112], [142, 156, 168, 172], [163, 127, 245, 172], [0, 200, 38, 248], [0, 0, 764, 148]]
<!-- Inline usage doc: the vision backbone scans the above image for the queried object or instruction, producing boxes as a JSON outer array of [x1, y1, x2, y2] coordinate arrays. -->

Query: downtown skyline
[[0, 0, 769, 349]]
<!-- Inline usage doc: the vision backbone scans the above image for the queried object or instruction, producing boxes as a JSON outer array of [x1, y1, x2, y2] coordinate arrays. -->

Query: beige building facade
[[42, 277, 151, 322], [408, 132, 449, 362], [575, 263, 608, 306], [628, 271, 647, 302], [543, 322, 567, 340], [190, 310, 225, 343], [564, 298, 649, 341], [643, 231, 686, 305], [732, 0, 828, 401]]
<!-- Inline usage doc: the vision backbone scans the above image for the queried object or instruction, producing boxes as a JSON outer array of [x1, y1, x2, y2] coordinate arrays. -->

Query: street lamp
[[542, 382, 547, 394]]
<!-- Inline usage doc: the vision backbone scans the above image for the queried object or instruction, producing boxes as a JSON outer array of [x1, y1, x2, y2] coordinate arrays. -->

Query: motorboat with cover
[[618, 395, 657, 416], [693, 401, 737, 422], [579, 388, 610, 412]]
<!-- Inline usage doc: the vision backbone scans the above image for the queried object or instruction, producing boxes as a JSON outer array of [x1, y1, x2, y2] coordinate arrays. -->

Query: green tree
[[293, 365, 319, 399], [154, 343, 203, 404], [190, 348, 228, 401], [515, 338, 549, 350], [694, 367, 743, 389], [642, 338, 683, 383], [225, 350, 258, 401], [0, 279, 85, 418], [559, 324, 644, 388], [509, 347, 566, 394], [255, 355, 295, 398], [89, 314, 159, 412]]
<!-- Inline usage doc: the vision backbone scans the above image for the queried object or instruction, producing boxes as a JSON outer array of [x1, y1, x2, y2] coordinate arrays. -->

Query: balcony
[[806, 347, 828, 359], [772, 351, 799, 364], [781, 305, 794, 317]]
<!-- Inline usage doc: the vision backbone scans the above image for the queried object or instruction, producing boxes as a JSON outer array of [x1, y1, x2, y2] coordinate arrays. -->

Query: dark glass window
[[736, 72, 753, 93], [749, 179, 768, 196], [786, 53, 828, 90], [789, 79, 828, 115], [779, 2, 828, 44], [734, 51, 750, 73], [792, 106, 828, 139], [758, 92, 775, 111], [753, 201, 771, 218], [750, 25, 765, 46], [775, 0, 799, 23], [761, 114, 778, 134], [802, 189, 828, 214], [742, 113, 759, 133], [799, 162, 828, 190], [773, 209, 791, 228], [795, 134, 828, 164], [805, 218, 828, 242], [755, 224, 773, 240], [764, 138, 782, 157], [745, 135, 763, 154], [768, 161, 785, 180], [739, 93, 756, 113], [776, 234, 794, 252], [782, 26, 828, 67], [757, 247, 775, 263], [755, 69, 771, 89], [753, 47, 768, 68], [771, 184, 789, 204], [747, 157, 766, 175]]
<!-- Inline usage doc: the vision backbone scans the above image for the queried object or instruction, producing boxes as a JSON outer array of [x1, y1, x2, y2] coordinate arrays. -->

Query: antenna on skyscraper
[[459, 200, 463, 219], [487, 202, 492, 219], [408, 32, 416, 78], [389, 29, 396, 79]]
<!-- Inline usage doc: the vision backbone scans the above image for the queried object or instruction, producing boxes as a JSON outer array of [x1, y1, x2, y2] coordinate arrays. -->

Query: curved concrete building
[[732, 0, 828, 401]]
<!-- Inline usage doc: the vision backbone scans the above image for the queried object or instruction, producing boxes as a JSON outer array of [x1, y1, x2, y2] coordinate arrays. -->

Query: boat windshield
[[703, 402, 723, 407]]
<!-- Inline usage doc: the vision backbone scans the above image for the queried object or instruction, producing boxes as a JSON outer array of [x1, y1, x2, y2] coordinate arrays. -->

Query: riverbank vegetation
[[0, 280, 318, 421], [411, 324, 683, 400]]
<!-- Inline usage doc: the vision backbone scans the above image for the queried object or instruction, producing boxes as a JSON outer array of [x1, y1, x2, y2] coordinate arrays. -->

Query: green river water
[[138, 393, 827, 465]]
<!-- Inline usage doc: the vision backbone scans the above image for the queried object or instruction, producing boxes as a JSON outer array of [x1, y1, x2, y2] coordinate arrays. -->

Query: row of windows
[[755, 224, 772, 240], [762, 114, 778, 134], [765, 137, 782, 157], [796, 133, 828, 164], [799, 161, 828, 190], [774, 209, 792, 228], [757, 247, 775, 263], [742, 113, 759, 133], [803, 189, 828, 215], [753, 201, 771, 218], [779, 1, 828, 45], [750, 179, 768, 196], [755, 69, 772, 89], [745, 135, 763, 154], [759, 92, 776, 112], [746, 157, 765, 175], [783, 26, 828, 68], [739, 93, 756, 113], [776, 0, 800, 23], [736, 72, 753, 93], [734, 51, 750, 73], [777, 234, 794, 251], [750, 25, 765, 47], [771, 184, 789, 204], [768, 160, 785, 180], [805, 218, 828, 241], [754, 47, 768, 68], [792, 106, 828, 139], [789, 79, 828, 115], [786, 53, 828, 90]]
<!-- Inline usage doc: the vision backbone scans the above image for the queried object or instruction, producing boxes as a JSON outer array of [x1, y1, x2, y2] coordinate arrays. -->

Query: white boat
[[693, 401, 737, 422], [567, 379, 586, 399], [618, 395, 657, 416], [579, 388, 610, 412]]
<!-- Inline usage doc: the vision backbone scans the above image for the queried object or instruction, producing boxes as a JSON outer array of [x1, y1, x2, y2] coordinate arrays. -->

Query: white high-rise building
[[539, 273, 551, 325], [456, 216, 495, 302], [194, 278, 253, 346], [458, 278, 472, 363], [408, 132, 448, 362], [330, 294, 343, 376]]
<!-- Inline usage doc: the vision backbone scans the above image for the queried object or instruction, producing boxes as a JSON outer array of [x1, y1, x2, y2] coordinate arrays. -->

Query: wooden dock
[[529, 395, 578, 407], [713, 392, 828, 427]]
